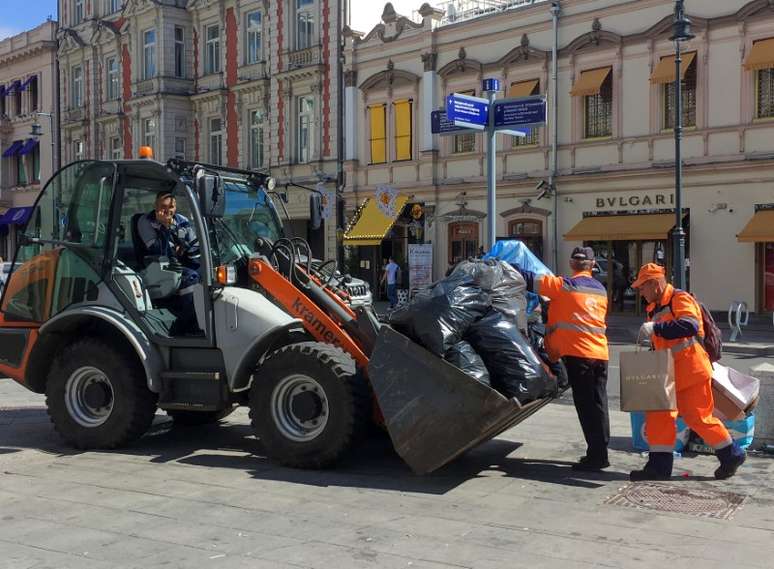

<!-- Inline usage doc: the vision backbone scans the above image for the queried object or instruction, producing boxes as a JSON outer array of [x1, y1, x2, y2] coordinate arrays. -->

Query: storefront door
[[765, 243, 774, 312], [448, 222, 479, 267], [508, 219, 543, 260]]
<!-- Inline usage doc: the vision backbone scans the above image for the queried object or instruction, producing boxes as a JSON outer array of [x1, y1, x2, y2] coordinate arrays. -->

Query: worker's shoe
[[714, 443, 746, 480], [571, 455, 610, 472], [629, 452, 673, 481]]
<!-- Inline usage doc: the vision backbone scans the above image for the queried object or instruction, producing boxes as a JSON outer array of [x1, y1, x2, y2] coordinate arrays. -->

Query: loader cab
[[0, 159, 215, 345]]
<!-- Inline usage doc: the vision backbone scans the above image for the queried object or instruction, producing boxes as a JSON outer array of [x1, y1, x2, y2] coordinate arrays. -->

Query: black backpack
[[669, 290, 723, 363]]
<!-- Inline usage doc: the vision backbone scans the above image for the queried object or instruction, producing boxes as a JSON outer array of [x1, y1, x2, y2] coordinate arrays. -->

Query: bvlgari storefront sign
[[596, 193, 675, 210]]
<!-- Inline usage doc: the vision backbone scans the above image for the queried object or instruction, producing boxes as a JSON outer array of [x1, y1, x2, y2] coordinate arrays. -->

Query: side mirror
[[592, 265, 600, 273], [197, 171, 225, 217]]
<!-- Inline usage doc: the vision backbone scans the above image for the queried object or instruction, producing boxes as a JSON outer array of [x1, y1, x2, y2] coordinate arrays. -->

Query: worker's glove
[[638, 322, 655, 340]]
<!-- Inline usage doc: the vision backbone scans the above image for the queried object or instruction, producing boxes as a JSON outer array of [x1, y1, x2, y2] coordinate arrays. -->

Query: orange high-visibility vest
[[535, 270, 609, 362], [646, 284, 712, 391]]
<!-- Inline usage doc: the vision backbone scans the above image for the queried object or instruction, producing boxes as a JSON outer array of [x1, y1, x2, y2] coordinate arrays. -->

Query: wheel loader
[[0, 157, 559, 474]]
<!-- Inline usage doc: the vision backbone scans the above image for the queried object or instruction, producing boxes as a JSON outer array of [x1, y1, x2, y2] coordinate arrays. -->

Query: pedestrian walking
[[380, 256, 400, 309], [518, 247, 610, 471], [629, 263, 746, 481]]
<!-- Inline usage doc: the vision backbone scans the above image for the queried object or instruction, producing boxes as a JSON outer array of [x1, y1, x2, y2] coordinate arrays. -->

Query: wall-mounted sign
[[595, 193, 675, 210]]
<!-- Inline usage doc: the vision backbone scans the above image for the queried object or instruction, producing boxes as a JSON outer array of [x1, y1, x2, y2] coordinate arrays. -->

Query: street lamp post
[[670, 0, 695, 290], [30, 112, 56, 175]]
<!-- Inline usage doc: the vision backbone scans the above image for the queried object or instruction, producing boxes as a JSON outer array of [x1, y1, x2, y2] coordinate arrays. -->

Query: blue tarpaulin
[[484, 240, 554, 314]]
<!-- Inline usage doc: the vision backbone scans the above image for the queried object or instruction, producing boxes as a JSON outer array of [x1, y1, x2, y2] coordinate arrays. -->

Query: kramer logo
[[291, 297, 342, 347]]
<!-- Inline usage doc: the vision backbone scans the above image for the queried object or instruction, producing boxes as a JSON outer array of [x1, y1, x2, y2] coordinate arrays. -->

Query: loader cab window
[[1, 161, 113, 322], [212, 180, 283, 265]]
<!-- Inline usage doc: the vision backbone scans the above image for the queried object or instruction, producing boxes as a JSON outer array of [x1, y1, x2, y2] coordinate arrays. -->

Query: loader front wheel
[[45, 339, 158, 449], [249, 342, 368, 469]]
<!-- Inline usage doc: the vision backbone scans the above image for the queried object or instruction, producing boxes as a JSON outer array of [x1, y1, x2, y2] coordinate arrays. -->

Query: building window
[[32, 145, 40, 182], [73, 0, 84, 24], [104, 0, 121, 14], [143, 29, 156, 79], [73, 140, 84, 161], [296, 0, 315, 50], [509, 80, 540, 147], [13, 85, 22, 115], [448, 222, 479, 265], [297, 95, 314, 163], [110, 136, 121, 159], [16, 154, 27, 186], [29, 76, 39, 112], [246, 11, 262, 64], [452, 89, 476, 154], [508, 219, 543, 259], [663, 55, 697, 130], [174, 137, 186, 160], [393, 99, 413, 161], [106, 57, 119, 100], [71, 65, 83, 108], [210, 118, 223, 165], [757, 68, 774, 119], [143, 118, 156, 152], [174, 27, 185, 78], [584, 72, 613, 138], [205, 25, 221, 74], [368, 104, 386, 164], [249, 110, 264, 169]]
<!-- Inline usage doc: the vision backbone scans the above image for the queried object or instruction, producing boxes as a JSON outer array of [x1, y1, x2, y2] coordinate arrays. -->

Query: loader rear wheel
[[249, 342, 369, 469], [45, 339, 158, 449]]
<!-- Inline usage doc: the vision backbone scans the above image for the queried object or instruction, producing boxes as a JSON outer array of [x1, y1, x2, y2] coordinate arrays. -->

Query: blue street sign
[[493, 96, 547, 129], [482, 78, 500, 93], [446, 93, 489, 130], [431, 110, 475, 135]]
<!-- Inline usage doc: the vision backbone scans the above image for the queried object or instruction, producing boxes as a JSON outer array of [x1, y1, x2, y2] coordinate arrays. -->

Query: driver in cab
[[137, 191, 202, 334]]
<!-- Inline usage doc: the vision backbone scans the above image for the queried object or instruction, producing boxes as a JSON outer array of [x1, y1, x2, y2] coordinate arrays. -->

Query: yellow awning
[[737, 210, 774, 242], [343, 195, 409, 246], [744, 38, 774, 70], [650, 51, 696, 84], [570, 67, 612, 97], [564, 214, 676, 241], [508, 79, 539, 98]]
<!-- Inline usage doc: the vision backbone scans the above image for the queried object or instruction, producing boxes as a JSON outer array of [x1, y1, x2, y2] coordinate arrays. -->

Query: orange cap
[[631, 263, 666, 289], [138, 146, 154, 159]]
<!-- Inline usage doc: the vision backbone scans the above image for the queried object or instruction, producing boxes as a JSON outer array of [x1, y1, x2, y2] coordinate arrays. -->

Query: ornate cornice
[[421, 52, 437, 72], [359, 61, 420, 91], [438, 47, 483, 78]]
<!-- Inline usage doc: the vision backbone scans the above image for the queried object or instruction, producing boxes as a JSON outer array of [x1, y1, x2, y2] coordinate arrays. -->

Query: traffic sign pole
[[486, 88, 497, 250]]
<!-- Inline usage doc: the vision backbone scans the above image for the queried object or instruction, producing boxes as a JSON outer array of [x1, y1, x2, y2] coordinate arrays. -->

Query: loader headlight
[[265, 177, 277, 191]]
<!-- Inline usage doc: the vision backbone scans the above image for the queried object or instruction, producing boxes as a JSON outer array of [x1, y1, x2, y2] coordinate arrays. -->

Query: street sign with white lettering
[[446, 93, 490, 130], [430, 110, 477, 136], [493, 96, 547, 129]]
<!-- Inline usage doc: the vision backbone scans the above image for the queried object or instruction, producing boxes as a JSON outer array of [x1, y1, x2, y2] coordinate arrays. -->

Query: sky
[[0, 0, 424, 41]]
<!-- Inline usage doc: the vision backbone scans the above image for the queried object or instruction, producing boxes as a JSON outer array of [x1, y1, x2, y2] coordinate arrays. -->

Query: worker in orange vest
[[519, 247, 610, 471], [630, 263, 745, 481]]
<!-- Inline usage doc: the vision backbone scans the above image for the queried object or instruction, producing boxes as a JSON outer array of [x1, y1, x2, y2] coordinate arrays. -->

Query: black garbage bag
[[465, 310, 554, 403], [449, 259, 528, 330], [389, 277, 490, 356], [444, 341, 491, 386]]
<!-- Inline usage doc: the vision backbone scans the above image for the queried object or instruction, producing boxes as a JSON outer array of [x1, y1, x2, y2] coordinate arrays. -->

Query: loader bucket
[[367, 326, 555, 475]]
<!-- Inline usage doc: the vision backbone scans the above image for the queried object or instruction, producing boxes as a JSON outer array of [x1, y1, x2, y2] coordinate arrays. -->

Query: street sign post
[[437, 86, 548, 249]]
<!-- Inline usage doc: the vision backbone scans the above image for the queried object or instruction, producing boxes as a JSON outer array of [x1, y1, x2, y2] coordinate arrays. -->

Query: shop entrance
[[760, 242, 774, 312], [507, 219, 544, 260], [585, 239, 670, 315]]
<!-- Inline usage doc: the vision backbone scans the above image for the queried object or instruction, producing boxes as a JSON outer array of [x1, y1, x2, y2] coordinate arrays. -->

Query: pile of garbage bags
[[389, 258, 559, 404]]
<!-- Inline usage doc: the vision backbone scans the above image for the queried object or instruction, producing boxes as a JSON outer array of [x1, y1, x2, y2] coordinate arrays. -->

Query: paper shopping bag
[[619, 348, 676, 412]]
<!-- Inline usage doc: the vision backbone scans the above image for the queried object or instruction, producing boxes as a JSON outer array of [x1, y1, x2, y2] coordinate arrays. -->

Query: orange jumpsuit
[[644, 285, 732, 451]]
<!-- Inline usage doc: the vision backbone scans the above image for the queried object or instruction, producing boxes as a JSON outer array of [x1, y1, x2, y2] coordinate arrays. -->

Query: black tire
[[167, 406, 237, 426], [249, 342, 369, 469], [45, 339, 158, 449]]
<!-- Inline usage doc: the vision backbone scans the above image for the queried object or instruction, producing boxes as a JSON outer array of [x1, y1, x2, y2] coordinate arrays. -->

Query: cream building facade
[[343, 0, 774, 313], [0, 21, 59, 260], [57, 0, 344, 260]]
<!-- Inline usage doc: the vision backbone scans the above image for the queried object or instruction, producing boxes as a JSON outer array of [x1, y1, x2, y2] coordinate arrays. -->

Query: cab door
[[0, 161, 116, 384]]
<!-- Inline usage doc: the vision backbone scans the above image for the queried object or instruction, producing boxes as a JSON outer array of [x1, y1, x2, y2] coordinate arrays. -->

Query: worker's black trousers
[[563, 356, 610, 463]]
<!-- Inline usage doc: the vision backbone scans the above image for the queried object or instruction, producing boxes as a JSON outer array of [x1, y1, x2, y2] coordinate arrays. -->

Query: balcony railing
[[63, 107, 84, 123], [286, 45, 322, 69]]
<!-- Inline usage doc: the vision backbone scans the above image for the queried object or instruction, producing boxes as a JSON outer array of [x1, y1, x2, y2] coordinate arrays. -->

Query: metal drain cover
[[606, 482, 746, 520]]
